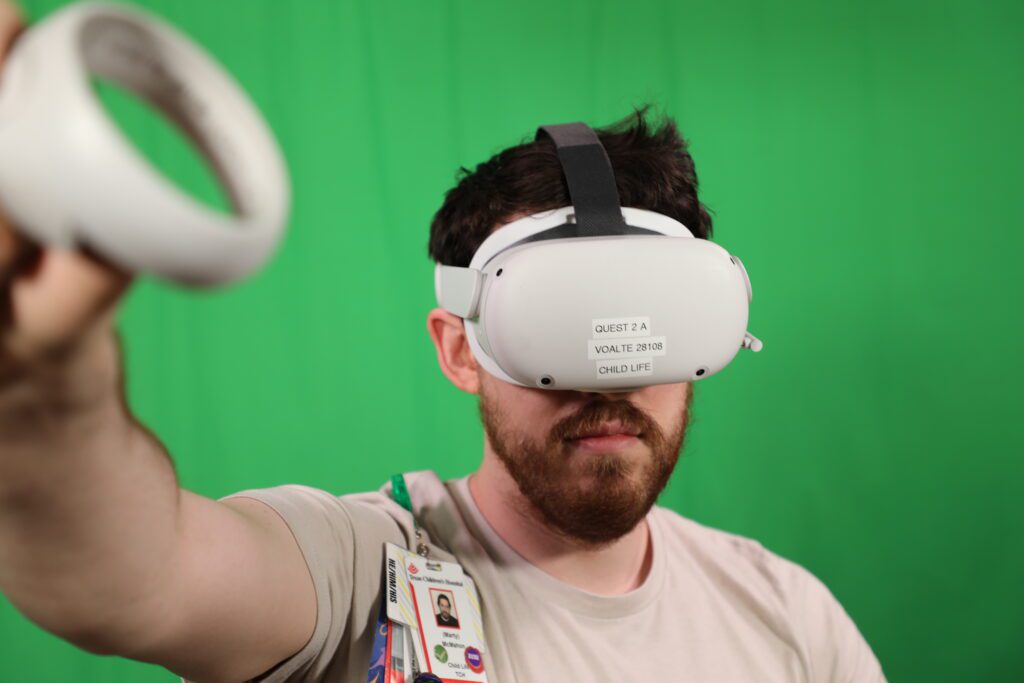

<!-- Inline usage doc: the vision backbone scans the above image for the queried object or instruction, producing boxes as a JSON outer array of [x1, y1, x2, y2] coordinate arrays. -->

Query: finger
[[0, 220, 40, 289], [0, 1, 26, 280], [4, 249, 132, 360], [0, 1, 23, 60], [16, 247, 132, 327], [0, 217, 20, 271]]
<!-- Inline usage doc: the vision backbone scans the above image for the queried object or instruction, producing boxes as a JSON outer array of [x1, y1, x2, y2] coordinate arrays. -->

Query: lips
[[570, 420, 641, 440]]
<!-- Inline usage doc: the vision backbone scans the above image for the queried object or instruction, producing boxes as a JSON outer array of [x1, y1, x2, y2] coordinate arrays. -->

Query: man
[[0, 2, 885, 681], [435, 594, 459, 629]]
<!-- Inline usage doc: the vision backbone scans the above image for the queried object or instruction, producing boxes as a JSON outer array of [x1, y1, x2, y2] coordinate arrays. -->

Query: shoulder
[[223, 482, 404, 543], [651, 505, 788, 593], [211, 474, 453, 682], [342, 470, 452, 521], [652, 507, 887, 682], [221, 471, 455, 558]]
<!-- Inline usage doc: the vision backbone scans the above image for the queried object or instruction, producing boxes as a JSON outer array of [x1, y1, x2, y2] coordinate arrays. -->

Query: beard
[[478, 386, 693, 547]]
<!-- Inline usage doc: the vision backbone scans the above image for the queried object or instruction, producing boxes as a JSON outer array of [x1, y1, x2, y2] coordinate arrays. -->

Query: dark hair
[[428, 105, 714, 267], [437, 594, 451, 608]]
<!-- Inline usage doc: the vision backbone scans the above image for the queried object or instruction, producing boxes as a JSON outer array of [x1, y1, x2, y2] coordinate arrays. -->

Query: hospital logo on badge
[[465, 646, 484, 673]]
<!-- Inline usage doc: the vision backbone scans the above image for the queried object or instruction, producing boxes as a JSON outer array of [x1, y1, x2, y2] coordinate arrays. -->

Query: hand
[[0, 0, 132, 372]]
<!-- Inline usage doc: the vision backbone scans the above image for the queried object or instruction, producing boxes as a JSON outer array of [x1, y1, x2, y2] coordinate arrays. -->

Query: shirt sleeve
[[775, 555, 888, 683], [217, 484, 407, 683]]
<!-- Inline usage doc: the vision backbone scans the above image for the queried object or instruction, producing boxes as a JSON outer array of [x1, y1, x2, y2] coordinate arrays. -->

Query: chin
[[573, 456, 649, 491]]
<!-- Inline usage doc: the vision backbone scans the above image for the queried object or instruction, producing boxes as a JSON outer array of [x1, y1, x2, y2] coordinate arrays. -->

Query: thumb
[[3, 248, 132, 363]]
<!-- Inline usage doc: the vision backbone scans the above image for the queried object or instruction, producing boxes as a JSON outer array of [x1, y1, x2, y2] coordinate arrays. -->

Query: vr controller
[[0, 2, 290, 285]]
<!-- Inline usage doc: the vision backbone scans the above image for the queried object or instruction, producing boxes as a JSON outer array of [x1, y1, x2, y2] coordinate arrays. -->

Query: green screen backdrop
[[2, 0, 1022, 681]]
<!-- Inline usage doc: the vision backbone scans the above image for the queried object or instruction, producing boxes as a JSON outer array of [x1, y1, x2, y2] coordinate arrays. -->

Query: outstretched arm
[[0, 4, 316, 680]]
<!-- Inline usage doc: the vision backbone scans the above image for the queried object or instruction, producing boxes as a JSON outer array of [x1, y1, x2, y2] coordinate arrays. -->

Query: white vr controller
[[0, 2, 289, 285], [436, 123, 763, 391]]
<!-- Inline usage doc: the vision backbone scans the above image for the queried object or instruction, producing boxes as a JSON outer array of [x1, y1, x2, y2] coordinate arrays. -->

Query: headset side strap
[[435, 264, 483, 318]]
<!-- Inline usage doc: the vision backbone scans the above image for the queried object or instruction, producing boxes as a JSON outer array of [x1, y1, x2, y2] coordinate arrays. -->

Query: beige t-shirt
[[222, 471, 886, 683]]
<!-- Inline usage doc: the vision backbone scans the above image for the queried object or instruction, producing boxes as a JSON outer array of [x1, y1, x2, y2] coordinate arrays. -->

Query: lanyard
[[391, 473, 430, 557]]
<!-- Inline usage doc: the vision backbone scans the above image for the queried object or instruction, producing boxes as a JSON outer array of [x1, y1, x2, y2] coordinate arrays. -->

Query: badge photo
[[430, 588, 461, 630]]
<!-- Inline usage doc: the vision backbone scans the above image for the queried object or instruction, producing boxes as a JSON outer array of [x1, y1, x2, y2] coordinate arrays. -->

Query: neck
[[468, 447, 653, 596]]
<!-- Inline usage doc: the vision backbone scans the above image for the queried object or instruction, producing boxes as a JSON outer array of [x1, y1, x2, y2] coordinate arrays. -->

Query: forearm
[[0, 328, 182, 653]]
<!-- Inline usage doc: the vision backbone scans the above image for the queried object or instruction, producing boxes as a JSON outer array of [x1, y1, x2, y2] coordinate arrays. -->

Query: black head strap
[[536, 122, 629, 236]]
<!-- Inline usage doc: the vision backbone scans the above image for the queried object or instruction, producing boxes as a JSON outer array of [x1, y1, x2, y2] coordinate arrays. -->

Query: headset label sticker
[[591, 316, 651, 339], [587, 336, 667, 360], [596, 358, 654, 378]]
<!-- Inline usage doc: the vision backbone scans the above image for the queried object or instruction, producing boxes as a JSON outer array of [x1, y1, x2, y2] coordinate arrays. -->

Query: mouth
[[572, 420, 641, 439], [567, 421, 643, 453]]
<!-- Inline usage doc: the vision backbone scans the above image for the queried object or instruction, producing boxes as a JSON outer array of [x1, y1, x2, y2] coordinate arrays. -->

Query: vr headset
[[435, 122, 763, 391]]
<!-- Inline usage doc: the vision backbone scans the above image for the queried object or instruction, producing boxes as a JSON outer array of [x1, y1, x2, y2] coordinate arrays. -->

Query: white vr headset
[[435, 123, 763, 391], [0, 2, 289, 285]]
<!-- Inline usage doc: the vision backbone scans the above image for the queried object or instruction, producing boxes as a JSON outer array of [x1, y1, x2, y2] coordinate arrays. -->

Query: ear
[[426, 308, 481, 395]]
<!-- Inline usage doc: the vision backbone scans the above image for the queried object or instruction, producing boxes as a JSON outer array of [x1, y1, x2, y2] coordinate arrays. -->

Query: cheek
[[642, 383, 691, 426], [485, 377, 563, 426]]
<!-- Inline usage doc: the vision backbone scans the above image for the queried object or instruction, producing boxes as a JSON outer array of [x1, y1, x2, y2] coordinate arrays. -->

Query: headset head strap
[[536, 122, 628, 237]]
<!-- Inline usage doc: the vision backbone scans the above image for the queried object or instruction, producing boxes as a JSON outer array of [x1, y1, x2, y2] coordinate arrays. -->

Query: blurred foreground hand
[[0, 0, 132, 375]]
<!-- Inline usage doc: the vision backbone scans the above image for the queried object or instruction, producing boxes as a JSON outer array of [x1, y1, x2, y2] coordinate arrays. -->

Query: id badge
[[384, 543, 489, 682]]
